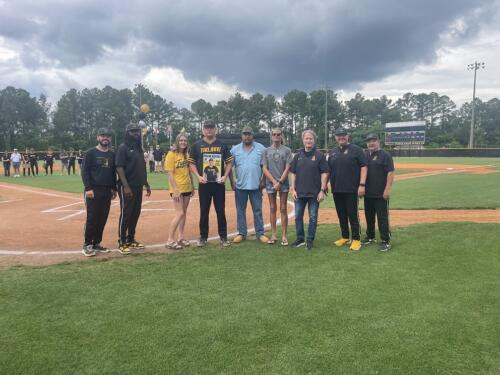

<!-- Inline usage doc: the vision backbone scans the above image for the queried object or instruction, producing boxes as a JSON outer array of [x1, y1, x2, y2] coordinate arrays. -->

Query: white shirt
[[10, 152, 22, 163]]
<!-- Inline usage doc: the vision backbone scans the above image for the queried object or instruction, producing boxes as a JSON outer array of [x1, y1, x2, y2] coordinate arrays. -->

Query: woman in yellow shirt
[[165, 133, 194, 249]]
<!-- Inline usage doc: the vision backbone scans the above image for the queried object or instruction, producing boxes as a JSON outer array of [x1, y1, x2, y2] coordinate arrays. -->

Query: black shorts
[[170, 192, 192, 198]]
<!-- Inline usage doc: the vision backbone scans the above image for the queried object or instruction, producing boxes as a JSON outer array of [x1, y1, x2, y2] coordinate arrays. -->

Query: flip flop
[[267, 239, 277, 245], [281, 239, 289, 246], [165, 242, 183, 250]]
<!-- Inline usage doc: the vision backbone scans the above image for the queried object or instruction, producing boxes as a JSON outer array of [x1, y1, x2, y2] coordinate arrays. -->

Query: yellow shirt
[[165, 151, 192, 193]]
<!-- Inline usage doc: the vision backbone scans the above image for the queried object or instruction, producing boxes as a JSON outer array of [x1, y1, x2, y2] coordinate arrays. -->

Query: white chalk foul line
[[0, 201, 296, 256], [0, 183, 81, 200]]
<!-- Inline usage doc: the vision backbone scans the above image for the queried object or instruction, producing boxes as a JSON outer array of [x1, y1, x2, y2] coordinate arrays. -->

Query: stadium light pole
[[467, 61, 485, 149], [324, 85, 329, 150]]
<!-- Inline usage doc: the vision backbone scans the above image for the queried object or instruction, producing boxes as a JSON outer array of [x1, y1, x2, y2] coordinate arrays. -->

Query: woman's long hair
[[175, 133, 189, 159]]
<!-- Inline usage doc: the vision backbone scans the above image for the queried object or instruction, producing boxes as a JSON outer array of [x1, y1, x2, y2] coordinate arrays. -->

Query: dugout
[[218, 133, 271, 147]]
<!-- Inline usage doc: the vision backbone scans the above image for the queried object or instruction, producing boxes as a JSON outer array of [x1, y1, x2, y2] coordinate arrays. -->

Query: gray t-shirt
[[261, 145, 293, 183]]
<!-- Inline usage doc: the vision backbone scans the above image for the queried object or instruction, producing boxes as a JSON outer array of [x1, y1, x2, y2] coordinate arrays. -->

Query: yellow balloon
[[140, 103, 150, 113]]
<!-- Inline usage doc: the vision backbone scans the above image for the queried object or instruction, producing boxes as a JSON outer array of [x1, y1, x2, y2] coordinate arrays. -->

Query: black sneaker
[[306, 240, 313, 251], [93, 244, 110, 253], [197, 238, 207, 247], [378, 241, 391, 252], [82, 244, 96, 257], [291, 239, 305, 248], [361, 237, 376, 245]]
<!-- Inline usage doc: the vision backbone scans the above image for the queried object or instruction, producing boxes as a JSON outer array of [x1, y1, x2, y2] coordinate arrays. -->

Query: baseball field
[[1, 157, 499, 374]]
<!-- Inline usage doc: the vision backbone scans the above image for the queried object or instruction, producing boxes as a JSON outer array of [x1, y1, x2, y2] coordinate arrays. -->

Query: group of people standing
[[1, 149, 83, 177], [80, 120, 394, 257]]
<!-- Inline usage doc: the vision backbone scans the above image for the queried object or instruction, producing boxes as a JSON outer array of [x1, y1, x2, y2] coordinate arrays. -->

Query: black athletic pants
[[118, 184, 143, 244], [333, 192, 361, 240], [30, 162, 38, 176], [45, 162, 53, 175], [3, 162, 10, 176], [198, 183, 227, 240], [68, 161, 76, 175], [364, 197, 391, 242], [84, 186, 112, 246]]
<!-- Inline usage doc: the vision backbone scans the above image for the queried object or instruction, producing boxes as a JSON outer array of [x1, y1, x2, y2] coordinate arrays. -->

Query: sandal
[[267, 239, 277, 245], [177, 239, 191, 247], [165, 241, 183, 250], [281, 239, 289, 246]]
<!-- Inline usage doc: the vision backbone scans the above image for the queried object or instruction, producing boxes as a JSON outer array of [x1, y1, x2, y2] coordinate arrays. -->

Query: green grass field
[[394, 156, 500, 168], [1, 223, 499, 374]]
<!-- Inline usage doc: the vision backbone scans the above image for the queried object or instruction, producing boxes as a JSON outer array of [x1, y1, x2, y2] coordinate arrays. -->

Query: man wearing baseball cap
[[362, 133, 395, 252], [328, 127, 367, 251], [81, 127, 117, 257], [115, 122, 151, 254], [188, 120, 233, 247], [231, 126, 269, 244]]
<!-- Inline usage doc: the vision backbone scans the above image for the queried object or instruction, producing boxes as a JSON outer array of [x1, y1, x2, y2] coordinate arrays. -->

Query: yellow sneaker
[[233, 234, 245, 244], [334, 238, 351, 247], [349, 240, 362, 251], [258, 235, 269, 244]]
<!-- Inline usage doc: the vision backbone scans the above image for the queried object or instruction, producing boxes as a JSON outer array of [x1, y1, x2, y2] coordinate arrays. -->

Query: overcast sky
[[1, 0, 499, 107]]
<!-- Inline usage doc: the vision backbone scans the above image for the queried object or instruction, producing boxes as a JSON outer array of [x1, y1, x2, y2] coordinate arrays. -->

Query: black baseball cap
[[203, 120, 216, 128], [126, 123, 141, 131], [242, 126, 253, 134], [366, 133, 379, 141], [335, 127, 348, 136], [97, 127, 113, 136]]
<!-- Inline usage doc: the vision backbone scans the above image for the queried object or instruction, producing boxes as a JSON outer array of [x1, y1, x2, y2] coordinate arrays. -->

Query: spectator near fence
[[2, 151, 11, 177], [10, 149, 21, 177]]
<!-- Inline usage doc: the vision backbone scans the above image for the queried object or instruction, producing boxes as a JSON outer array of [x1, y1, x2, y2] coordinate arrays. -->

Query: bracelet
[[359, 183, 365, 187]]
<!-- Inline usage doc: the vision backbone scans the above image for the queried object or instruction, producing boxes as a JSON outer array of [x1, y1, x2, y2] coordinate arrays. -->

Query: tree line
[[1, 84, 499, 151]]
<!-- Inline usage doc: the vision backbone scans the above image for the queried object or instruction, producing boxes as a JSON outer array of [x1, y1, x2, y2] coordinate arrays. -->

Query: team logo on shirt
[[344, 149, 349, 154], [373, 156, 378, 161]]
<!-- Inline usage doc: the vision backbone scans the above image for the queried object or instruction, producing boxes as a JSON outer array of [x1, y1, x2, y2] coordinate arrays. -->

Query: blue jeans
[[294, 197, 319, 241], [235, 189, 265, 237]]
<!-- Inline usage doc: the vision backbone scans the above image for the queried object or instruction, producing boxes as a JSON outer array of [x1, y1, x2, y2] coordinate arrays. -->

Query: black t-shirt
[[153, 149, 163, 162], [328, 143, 367, 194], [29, 154, 38, 163], [115, 143, 148, 187], [45, 154, 54, 164], [68, 155, 76, 164], [365, 149, 395, 198], [82, 148, 117, 191], [289, 148, 329, 198], [188, 139, 233, 183], [2, 153, 10, 163]]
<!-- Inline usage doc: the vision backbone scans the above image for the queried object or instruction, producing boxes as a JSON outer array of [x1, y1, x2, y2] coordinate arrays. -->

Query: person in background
[[153, 145, 164, 173], [289, 130, 329, 251], [165, 133, 194, 249], [60, 149, 69, 175], [262, 128, 293, 246], [77, 150, 84, 174], [44, 149, 54, 175], [231, 126, 269, 244], [361, 133, 395, 252], [68, 149, 76, 175], [10, 148, 22, 177], [22, 149, 31, 177], [328, 128, 367, 252], [148, 146, 155, 173], [29, 148, 38, 176], [2, 151, 11, 177]]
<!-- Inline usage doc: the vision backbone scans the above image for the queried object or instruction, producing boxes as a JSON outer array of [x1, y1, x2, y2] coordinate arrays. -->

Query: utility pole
[[467, 62, 485, 149], [324, 85, 329, 150]]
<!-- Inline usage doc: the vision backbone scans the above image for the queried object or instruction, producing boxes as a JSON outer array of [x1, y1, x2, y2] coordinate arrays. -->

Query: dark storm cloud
[[0, 0, 495, 93]]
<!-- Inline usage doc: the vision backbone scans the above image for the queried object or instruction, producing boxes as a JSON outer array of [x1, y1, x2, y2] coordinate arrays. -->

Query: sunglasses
[[243, 132, 252, 135], [272, 133, 282, 136]]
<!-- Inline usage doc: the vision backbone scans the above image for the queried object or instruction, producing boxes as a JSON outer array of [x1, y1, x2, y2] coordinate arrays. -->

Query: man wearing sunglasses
[[262, 128, 293, 245]]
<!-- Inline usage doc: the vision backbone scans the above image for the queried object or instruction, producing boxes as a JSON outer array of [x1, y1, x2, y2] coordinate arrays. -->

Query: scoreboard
[[385, 121, 426, 145]]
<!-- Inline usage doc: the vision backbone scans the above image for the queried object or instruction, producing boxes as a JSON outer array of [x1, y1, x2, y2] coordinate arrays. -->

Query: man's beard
[[98, 140, 109, 148], [125, 132, 142, 150]]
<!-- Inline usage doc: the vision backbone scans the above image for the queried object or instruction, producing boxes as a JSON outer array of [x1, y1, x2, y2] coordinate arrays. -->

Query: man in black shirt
[[2, 151, 10, 177], [81, 128, 117, 257], [29, 148, 39, 176], [289, 130, 329, 250], [44, 150, 54, 175], [116, 123, 151, 254], [328, 128, 367, 251], [361, 134, 395, 252], [188, 120, 233, 247], [153, 145, 164, 173]]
